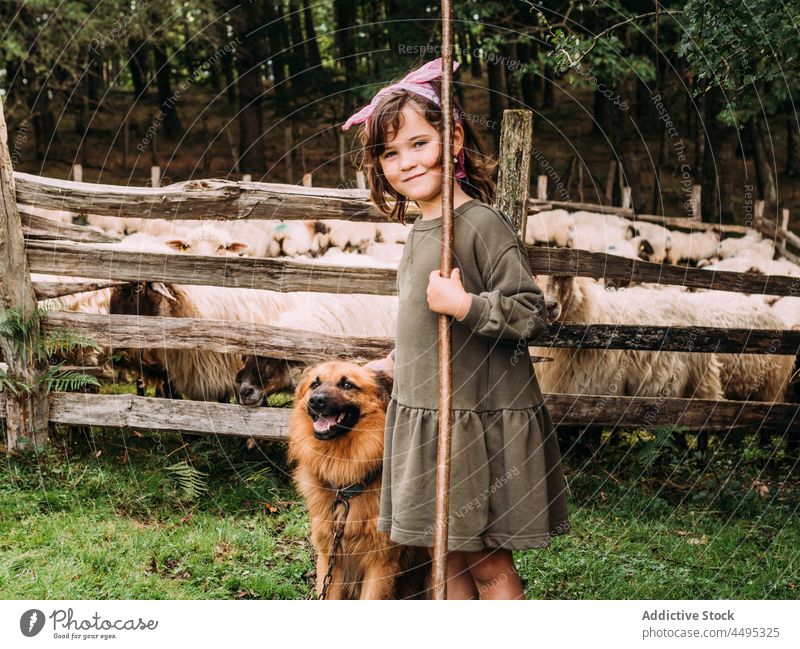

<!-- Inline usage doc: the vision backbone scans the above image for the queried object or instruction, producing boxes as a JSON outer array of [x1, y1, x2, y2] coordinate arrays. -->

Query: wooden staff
[[432, 0, 455, 600]]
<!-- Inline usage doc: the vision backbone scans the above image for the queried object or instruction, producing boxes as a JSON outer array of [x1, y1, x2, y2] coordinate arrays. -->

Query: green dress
[[378, 198, 571, 552]]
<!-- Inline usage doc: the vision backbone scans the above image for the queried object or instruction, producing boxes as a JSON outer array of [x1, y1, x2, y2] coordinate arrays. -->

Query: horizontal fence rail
[[27, 239, 800, 296], [42, 312, 800, 357], [0, 392, 796, 434], [14, 173, 406, 222]]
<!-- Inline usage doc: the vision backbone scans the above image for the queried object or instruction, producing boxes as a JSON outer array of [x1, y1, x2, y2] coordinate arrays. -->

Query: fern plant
[[166, 461, 208, 501], [0, 302, 101, 396]]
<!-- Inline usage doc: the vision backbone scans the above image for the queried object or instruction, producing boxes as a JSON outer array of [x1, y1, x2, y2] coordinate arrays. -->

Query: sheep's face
[[166, 237, 248, 256], [110, 282, 177, 317], [235, 356, 293, 406], [535, 275, 583, 323], [638, 238, 655, 261]]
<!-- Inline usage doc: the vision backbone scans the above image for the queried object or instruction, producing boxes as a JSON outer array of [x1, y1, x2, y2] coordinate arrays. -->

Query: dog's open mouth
[[309, 406, 360, 440]]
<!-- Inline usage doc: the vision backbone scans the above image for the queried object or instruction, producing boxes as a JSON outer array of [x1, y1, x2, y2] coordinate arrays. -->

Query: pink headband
[[342, 58, 466, 179]]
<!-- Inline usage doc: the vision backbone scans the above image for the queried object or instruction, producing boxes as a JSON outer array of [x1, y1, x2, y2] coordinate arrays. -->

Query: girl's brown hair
[[354, 79, 496, 225]]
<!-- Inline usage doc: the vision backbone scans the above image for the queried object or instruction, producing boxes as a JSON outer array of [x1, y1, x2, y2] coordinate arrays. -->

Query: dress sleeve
[[455, 240, 548, 343]]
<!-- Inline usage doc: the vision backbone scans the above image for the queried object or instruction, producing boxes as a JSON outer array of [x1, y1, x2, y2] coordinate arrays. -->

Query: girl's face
[[378, 102, 463, 204]]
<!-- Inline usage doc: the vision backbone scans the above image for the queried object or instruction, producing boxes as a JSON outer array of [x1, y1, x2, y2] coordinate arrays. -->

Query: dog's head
[[291, 360, 392, 442]]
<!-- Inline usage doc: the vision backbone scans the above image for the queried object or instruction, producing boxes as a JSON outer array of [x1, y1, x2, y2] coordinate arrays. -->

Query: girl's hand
[[427, 268, 472, 319]]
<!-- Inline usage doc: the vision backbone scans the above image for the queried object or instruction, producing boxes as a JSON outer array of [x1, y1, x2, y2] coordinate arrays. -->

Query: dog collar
[[325, 465, 383, 502]]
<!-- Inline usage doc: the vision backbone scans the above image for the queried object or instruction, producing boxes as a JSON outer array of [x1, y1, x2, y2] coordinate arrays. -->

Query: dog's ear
[[370, 369, 394, 403], [295, 365, 317, 397]]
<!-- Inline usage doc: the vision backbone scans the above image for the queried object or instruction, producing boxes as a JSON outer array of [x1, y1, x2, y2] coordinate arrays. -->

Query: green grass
[[1, 421, 798, 599]]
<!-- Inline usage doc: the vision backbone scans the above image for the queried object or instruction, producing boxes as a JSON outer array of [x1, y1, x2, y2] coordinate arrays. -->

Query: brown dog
[[288, 360, 430, 599]]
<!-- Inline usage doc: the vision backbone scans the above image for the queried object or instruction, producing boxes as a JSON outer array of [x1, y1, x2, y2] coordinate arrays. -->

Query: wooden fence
[[1, 106, 799, 451]]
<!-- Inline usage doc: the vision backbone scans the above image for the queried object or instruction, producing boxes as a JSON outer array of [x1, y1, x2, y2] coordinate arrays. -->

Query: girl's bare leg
[[428, 548, 479, 599], [462, 548, 525, 600]]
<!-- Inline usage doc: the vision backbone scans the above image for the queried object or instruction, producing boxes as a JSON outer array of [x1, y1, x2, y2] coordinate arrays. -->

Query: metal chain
[[317, 497, 350, 600]]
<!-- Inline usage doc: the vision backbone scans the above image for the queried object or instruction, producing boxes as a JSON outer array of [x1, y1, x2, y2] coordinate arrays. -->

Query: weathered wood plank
[[26, 240, 397, 295], [42, 311, 800, 356], [33, 280, 125, 300], [544, 393, 799, 431], [42, 311, 392, 362], [46, 393, 290, 439], [18, 205, 121, 243], [528, 246, 799, 296], [538, 323, 800, 355], [14, 172, 418, 222], [27, 239, 800, 296], [0, 391, 795, 434]]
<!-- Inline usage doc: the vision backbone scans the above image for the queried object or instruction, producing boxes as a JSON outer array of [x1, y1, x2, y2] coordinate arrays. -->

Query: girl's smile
[[379, 102, 472, 219]]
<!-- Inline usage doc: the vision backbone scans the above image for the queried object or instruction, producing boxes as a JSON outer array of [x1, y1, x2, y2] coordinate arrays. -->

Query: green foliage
[[166, 461, 207, 502], [0, 304, 100, 396]]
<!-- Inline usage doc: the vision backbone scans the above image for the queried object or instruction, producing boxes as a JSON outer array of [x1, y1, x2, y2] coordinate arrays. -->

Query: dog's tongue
[[314, 415, 337, 432]]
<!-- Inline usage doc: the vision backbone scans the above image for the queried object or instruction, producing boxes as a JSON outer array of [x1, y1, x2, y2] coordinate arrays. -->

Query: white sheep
[[274, 221, 328, 256], [718, 231, 764, 259], [666, 229, 720, 264], [377, 222, 412, 244], [626, 222, 674, 264], [525, 209, 575, 246], [217, 220, 282, 258], [363, 242, 404, 265], [111, 281, 398, 403], [323, 219, 379, 251], [286, 247, 397, 269], [701, 256, 800, 277], [770, 297, 800, 328], [532, 276, 724, 401]]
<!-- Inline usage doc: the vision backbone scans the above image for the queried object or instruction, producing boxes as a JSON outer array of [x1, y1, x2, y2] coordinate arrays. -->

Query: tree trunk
[[87, 50, 103, 108], [456, 28, 469, 67], [153, 45, 182, 137], [288, 1, 307, 81], [786, 112, 800, 177], [128, 40, 149, 98], [303, 0, 322, 68], [468, 31, 482, 79], [486, 53, 508, 149], [504, 42, 522, 106], [266, 2, 288, 102], [692, 92, 705, 181], [749, 118, 777, 203], [542, 63, 554, 108], [234, 2, 266, 174], [334, 0, 357, 118], [592, 86, 608, 135], [701, 88, 737, 224], [519, 42, 537, 110], [611, 75, 643, 212]]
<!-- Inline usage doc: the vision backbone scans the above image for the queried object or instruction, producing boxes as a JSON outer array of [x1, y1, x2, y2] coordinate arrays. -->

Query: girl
[[349, 59, 570, 600]]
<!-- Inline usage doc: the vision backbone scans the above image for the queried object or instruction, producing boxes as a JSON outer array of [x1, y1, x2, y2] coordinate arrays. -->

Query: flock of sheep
[[32, 205, 800, 409]]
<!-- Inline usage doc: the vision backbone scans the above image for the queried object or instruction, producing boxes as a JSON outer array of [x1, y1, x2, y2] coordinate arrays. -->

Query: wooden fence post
[[496, 109, 533, 238], [754, 200, 765, 231], [537, 175, 548, 201], [621, 186, 632, 210], [604, 160, 616, 204], [690, 184, 702, 220], [0, 98, 49, 451]]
